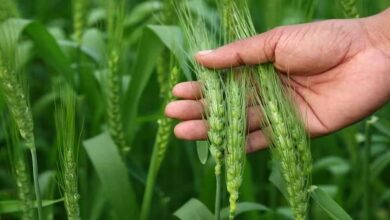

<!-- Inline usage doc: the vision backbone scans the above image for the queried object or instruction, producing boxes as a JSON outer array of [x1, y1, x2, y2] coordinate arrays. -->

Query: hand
[[165, 9, 390, 152]]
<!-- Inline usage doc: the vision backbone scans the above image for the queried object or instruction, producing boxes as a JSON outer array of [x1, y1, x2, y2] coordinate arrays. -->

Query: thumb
[[195, 27, 283, 69]]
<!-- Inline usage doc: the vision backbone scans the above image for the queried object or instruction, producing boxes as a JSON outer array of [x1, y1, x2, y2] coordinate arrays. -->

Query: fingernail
[[197, 50, 214, 56]]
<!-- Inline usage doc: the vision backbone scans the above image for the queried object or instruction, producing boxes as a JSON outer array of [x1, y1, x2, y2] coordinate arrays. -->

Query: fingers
[[165, 100, 204, 120], [166, 100, 263, 132], [172, 81, 258, 105], [247, 130, 268, 153], [195, 28, 282, 69], [172, 81, 202, 100], [174, 120, 208, 140], [173, 119, 268, 153], [247, 107, 263, 131]]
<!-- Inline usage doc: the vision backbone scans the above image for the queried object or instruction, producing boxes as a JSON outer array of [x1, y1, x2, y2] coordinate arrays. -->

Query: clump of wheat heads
[[0, 22, 43, 219], [221, 1, 312, 219], [106, 0, 130, 157], [341, 0, 359, 18], [55, 84, 81, 220], [175, 3, 227, 218]]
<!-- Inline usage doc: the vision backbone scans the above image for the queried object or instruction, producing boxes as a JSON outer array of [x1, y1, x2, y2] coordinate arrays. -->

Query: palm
[[279, 20, 390, 136]]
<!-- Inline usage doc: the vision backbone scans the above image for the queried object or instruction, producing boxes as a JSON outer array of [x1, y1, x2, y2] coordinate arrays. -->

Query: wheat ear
[[106, 0, 130, 156], [55, 84, 81, 220]]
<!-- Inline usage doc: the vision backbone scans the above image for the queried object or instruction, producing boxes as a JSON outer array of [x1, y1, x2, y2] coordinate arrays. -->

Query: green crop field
[[0, 0, 389, 220]]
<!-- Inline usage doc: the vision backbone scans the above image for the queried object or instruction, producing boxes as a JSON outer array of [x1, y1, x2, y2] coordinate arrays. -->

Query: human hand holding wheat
[[166, 8, 390, 152]]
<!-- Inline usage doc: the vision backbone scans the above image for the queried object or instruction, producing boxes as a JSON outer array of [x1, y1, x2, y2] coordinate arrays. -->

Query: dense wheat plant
[[176, 3, 228, 219], [55, 85, 81, 220]]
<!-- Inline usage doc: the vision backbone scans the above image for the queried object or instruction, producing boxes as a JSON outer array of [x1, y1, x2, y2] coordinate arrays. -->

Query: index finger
[[194, 28, 282, 69]]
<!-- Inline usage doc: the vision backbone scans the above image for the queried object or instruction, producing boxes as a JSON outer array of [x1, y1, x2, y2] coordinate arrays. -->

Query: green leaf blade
[[174, 198, 214, 220], [83, 133, 138, 220], [309, 185, 353, 220]]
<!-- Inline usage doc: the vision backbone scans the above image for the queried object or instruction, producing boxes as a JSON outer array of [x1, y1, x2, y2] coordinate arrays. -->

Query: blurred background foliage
[[0, 0, 389, 219]]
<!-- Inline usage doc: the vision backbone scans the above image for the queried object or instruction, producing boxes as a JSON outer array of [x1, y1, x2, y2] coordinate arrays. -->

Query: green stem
[[140, 137, 161, 220], [30, 148, 42, 220], [363, 120, 372, 220], [215, 174, 221, 220]]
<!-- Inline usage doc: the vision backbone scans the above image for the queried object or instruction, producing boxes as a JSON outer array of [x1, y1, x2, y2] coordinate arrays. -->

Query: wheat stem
[[30, 148, 43, 220], [362, 116, 377, 220]]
